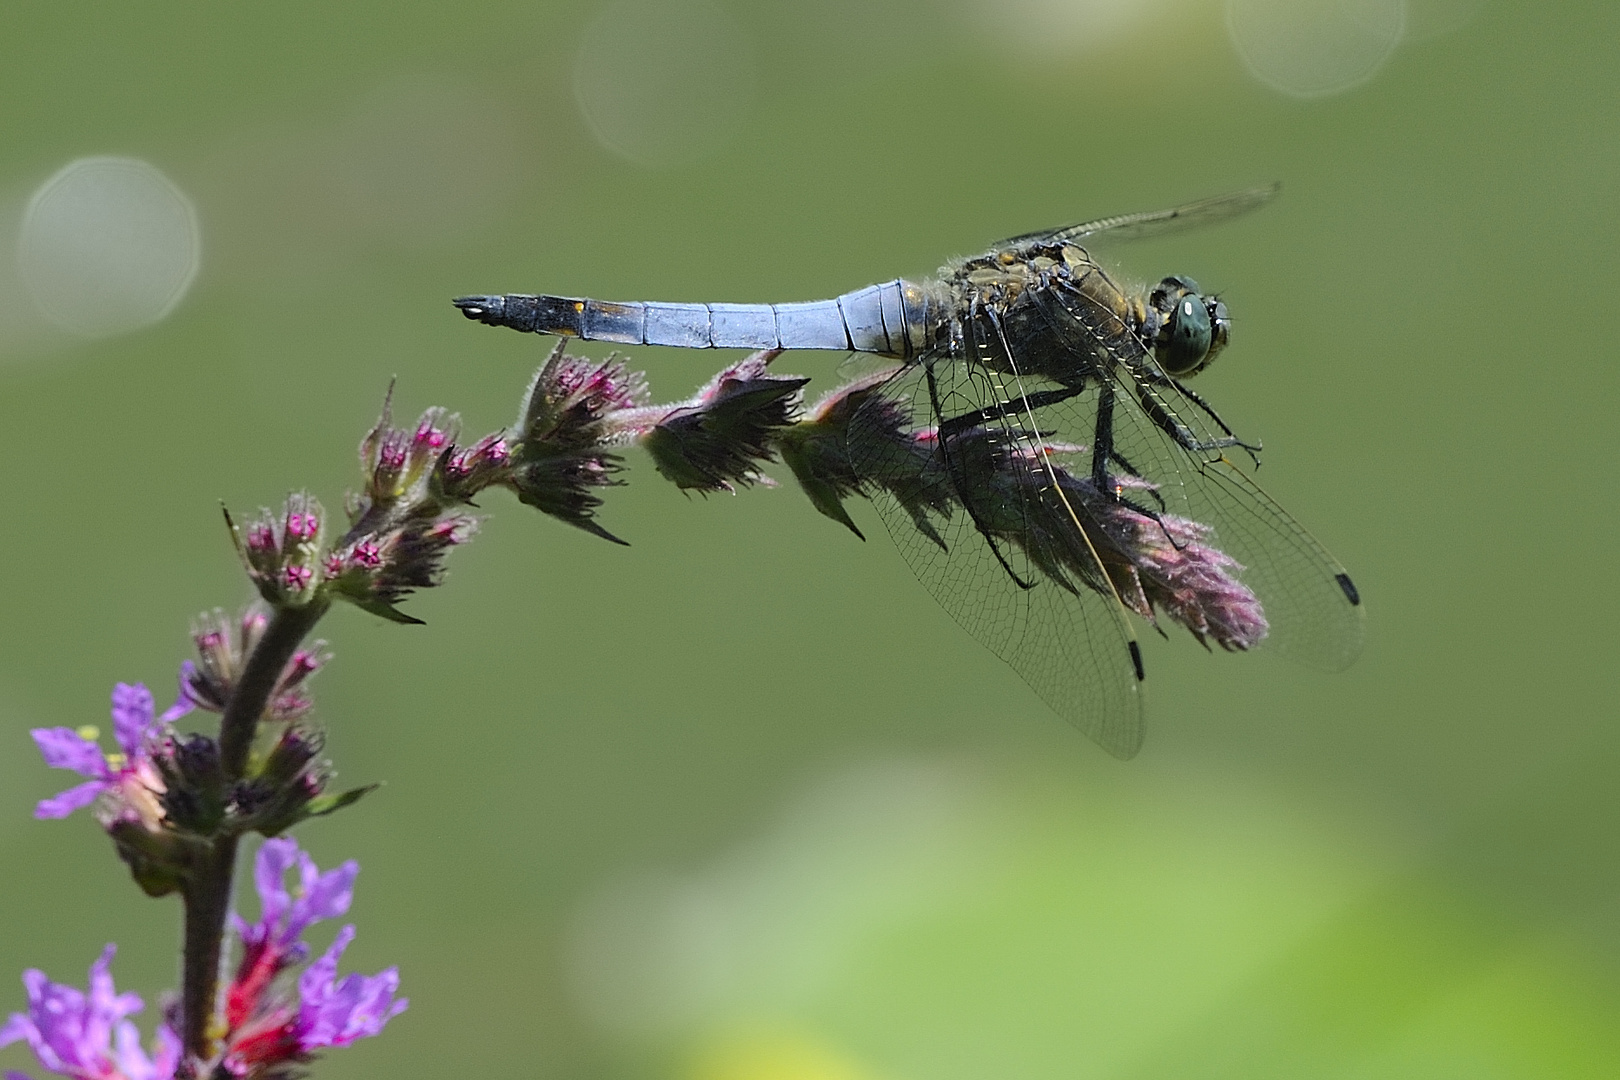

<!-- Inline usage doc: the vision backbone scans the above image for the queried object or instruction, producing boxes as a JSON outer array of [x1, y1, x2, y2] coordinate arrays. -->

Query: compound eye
[[1156, 293, 1213, 376]]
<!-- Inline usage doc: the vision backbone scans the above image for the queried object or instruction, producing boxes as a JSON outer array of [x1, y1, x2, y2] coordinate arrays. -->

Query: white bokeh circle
[[967, 0, 1164, 59], [1227, 0, 1407, 98], [17, 157, 201, 337], [573, 0, 756, 168]]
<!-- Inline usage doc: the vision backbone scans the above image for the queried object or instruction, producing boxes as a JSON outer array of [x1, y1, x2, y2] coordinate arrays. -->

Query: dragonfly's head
[[1146, 276, 1231, 377]]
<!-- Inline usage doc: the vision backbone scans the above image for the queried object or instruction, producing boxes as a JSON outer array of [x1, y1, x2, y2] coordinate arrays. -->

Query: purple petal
[[31, 729, 109, 778], [113, 1022, 153, 1080], [15, 969, 48, 1011], [299, 925, 354, 1003], [253, 838, 300, 929], [291, 921, 406, 1050], [34, 780, 108, 819], [311, 970, 405, 1047], [112, 1019, 174, 1080], [295, 850, 320, 898], [89, 944, 142, 1022], [158, 690, 194, 724], [0, 1013, 33, 1048], [150, 1025, 180, 1080], [111, 684, 156, 758], [158, 663, 198, 723], [11, 971, 75, 1073], [347, 969, 406, 1034], [85, 946, 140, 1064], [6, 1071, 36, 1080], [285, 861, 358, 943]]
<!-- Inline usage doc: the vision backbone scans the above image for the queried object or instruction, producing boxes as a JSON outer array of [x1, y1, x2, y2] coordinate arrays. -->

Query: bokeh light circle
[[17, 157, 201, 337], [1227, 0, 1407, 99], [968, 0, 1162, 59], [573, 0, 756, 168]]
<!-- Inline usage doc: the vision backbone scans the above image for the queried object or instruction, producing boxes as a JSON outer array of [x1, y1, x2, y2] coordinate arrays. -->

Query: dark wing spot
[[1335, 573, 1361, 606]]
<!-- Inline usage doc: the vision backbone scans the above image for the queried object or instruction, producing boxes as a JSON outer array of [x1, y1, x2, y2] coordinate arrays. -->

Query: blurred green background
[[2, 0, 1618, 1077]]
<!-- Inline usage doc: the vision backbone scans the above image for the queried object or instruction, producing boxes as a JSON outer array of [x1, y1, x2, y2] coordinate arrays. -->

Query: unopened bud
[[107, 815, 193, 897], [226, 494, 326, 609], [157, 734, 226, 832], [326, 511, 481, 624], [360, 388, 463, 510], [777, 367, 955, 542], [434, 432, 514, 503], [180, 606, 322, 722], [635, 352, 808, 493]]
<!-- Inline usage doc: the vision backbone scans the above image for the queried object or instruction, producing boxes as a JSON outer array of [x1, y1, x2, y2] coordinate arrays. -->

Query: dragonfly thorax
[[940, 242, 1146, 386]]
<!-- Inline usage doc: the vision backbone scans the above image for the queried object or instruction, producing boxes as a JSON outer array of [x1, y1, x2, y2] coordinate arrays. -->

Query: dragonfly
[[454, 185, 1363, 757]]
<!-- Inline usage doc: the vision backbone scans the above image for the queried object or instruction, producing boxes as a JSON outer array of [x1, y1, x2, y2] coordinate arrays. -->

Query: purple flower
[[220, 839, 404, 1076], [231, 838, 358, 963], [293, 928, 407, 1051], [0, 945, 179, 1080], [31, 685, 171, 824]]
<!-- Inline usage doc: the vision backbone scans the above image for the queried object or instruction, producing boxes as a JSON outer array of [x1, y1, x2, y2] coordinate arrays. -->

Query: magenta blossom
[[220, 839, 405, 1076], [291, 927, 407, 1052], [0, 945, 178, 1080], [231, 839, 358, 968], [30, 684, 183, 823]]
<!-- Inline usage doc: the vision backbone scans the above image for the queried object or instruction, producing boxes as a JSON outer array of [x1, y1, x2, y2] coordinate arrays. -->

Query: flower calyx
[[225, 495, 327, 610], [634, 351, 809, 494]]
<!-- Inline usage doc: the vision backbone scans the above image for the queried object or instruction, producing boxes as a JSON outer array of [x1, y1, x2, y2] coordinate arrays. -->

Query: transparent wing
[[846, 342, 1147, 759], [1028, 281, 1365, 670], [994, 183, 1281, 250]]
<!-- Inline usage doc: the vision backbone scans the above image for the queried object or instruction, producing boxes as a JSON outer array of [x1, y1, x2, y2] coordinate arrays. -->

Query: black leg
[[1135, 376, 1260, 461], [938, 384, 1084, 437], [927, 334, 1035, 591], [1169, 378, 1262, 466], [1091, 380, 1118, 492]]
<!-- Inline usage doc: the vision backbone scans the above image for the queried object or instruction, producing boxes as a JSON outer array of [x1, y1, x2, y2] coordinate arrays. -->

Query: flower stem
[[218, 600, 329, 781], [178, 834, 239, 1064], [180, 600, 330, 1067]]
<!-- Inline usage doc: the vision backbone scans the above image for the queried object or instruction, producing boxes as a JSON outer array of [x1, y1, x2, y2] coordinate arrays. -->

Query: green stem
[[180, 599, 329, 1066], [178, 835, 239, 1063], [218, 600, 329, 781]]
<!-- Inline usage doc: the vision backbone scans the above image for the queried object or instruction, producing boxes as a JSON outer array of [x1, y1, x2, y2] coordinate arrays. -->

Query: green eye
[[1157, 294, 1212, 376]]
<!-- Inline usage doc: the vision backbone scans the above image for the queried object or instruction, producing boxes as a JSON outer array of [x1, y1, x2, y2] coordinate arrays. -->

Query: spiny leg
[[1166, 377, 1262, 465], [1135, 375, 1258, 461], [938, 384, 1085, 438], [926, 347, 1035, 591], [1090, 376, 1189, 539]]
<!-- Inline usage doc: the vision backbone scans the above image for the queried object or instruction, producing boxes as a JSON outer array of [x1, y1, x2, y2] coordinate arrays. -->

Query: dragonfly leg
[[925, 354, 1035, 591], [1106, 448, 1166, 511], [1091, 381, 1118, 493], [937, 385, 1085, 438], [1168, 378, 1262, 464], [1090, 380, 1184, 544], [1136, 376, 1262, 465]]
